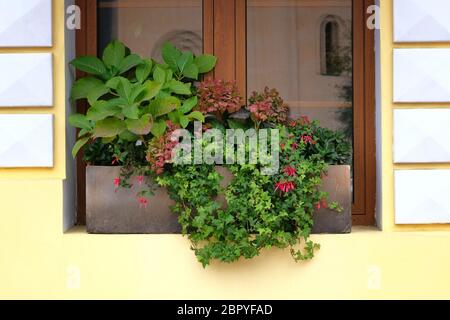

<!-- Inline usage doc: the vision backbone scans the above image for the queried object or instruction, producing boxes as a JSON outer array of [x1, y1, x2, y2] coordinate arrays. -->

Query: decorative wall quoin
[[393, 109, 450, 163], [0, 114, 54, 168], [395, 170, 450, 224], [0, 53, 53, 107], [394, 0, 450, 42], [0, 0, 52, 47], [393, 49, 450, 103], [393, 1, 450, 225]]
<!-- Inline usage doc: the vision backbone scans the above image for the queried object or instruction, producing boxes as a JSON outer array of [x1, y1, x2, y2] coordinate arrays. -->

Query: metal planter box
[[312, 165, 352, 234], [86, 165, 351, 234]]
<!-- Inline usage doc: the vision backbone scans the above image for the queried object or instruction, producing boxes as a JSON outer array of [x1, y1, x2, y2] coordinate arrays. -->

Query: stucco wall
[[381, 0, 450, 231], [1, 0, 450, 299]]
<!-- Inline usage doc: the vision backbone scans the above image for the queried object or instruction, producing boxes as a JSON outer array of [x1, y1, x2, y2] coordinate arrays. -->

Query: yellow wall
[[2, 0, 450, 299], [380, 1, 450, 232], [0, 1, 66, 180]]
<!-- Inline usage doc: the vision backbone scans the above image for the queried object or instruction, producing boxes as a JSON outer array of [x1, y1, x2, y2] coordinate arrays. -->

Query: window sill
[[65, 225, 450, 238]]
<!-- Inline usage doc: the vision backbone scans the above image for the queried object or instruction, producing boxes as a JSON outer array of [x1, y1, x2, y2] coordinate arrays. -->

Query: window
[[75, 0, 375, 226], [97, 0, 203, 59], [247, 1, 352, 130], [247, 0, 375, 225]]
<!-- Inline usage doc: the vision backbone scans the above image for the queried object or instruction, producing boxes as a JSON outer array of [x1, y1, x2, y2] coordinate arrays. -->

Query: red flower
[[283, 166, 297, 177], [289, 120, 297, 127], [136, 175, 145, 186], [114, 177, 121, 192], [316, 199, 328, 210], [138, 197, 149, 209], [301, 135, 316, 145], [299, 115, 310, 125], [275, 181, 295, 193], [291, 142, 298, 150]]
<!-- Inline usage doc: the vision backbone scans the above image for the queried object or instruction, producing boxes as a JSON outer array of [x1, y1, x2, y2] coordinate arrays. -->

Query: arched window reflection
[[97, 0, 203, 59], [321, 16, 341, 76], [151, 30, 202, 63]]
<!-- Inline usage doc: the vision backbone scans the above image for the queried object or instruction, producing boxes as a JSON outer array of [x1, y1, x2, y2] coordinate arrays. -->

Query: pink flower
[[316, 199, 328, 210], [283, 166, 297, 177], [301, 135, 315, 145], [114, 177, 121, 192], [291, 142, 298, 150], [299, 116, 310, 125], [196, 79, 243, 114], [136, 175, 145, 186], [138, 197, 149, 209], [275, 181, 295, 193], [248, 101, 271, 122]]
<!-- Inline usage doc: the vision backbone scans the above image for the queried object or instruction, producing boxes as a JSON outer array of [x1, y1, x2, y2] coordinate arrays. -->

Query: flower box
[[86, 165, 351, 234]]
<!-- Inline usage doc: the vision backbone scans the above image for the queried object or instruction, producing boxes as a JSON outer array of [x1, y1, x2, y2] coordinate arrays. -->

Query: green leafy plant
[[285, 117, 352, 165], [156, 117, 350, 267], [69, 40, 217, 205], [69, 40, 216, 159], [69, 39, 352, 267]]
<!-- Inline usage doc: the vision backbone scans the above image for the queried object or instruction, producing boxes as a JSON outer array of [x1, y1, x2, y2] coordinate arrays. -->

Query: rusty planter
[[86, 165, 351, 234]]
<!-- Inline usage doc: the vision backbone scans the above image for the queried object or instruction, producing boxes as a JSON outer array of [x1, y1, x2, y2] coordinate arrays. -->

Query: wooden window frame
[[75, 0, 375, 226]]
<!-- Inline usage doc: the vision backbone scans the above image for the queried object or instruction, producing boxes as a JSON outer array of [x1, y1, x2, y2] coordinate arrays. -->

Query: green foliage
[[70, 39, 351, 268], [69, 40, 217, 159], [162, 42, 216, 80], [82, 139, 115, 165], [83, 138, 147, 168], [285, 117, 352, 165], [156, 122, 345, 267]]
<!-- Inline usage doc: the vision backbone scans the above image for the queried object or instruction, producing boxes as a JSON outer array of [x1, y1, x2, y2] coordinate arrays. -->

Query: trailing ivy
[[156, 121, 346, 267]]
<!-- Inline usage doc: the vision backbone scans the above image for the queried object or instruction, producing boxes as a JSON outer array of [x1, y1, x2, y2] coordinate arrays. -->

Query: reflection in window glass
[[247, 0, 353, 136], [322, 17, 340, 76], [98, 0, 203, 61]]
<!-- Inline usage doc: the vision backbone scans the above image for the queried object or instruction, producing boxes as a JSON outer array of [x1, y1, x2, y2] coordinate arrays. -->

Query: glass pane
[[98, 0, 203, 60], [247, 0, 353, 137]]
